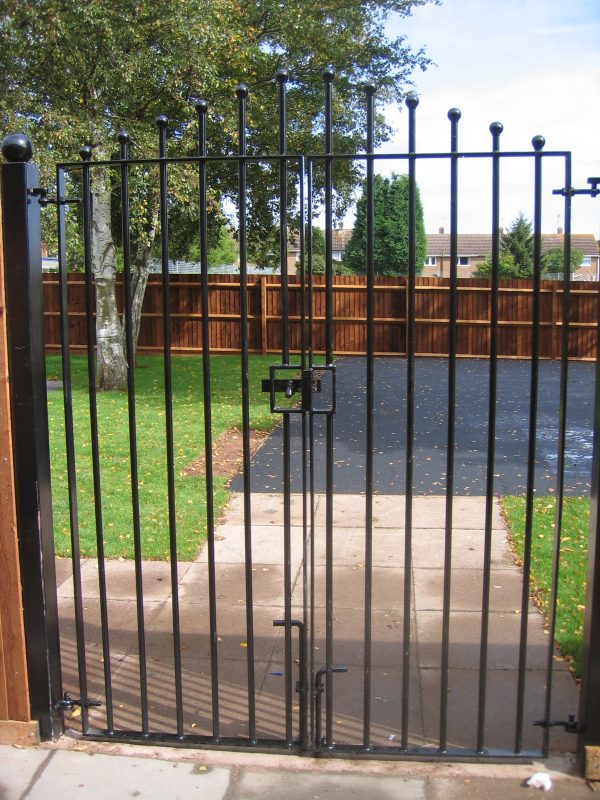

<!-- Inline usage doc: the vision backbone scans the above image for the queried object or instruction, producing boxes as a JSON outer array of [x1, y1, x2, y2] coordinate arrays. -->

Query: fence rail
[[43, 273, 599, 360]]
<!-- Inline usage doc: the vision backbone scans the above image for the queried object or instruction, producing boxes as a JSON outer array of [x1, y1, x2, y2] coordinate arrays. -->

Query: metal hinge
[[55, 692, 102, 711], [28, 187, 81, 206], [534, 714, 583, 734], [552, 176, 600, 198]]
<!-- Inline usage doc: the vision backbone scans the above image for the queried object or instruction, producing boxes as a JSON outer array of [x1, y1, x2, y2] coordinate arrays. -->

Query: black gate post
[[579, 289, 600, 777], [0, 134, 63, 740]]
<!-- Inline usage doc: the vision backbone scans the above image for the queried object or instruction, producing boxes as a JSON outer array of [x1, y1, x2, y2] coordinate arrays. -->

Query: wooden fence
[[43, 274, 600, 360]]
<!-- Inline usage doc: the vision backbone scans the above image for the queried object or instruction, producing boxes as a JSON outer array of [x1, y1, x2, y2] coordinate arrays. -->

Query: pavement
[[232, 357, 595, 495], [53, 493, 579, 753], [1, 491, 590, 797], [0, 741, 594, 799]]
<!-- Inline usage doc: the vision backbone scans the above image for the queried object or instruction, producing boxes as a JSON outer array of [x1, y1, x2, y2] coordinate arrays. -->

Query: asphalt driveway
[[232, 357, 595, 495]]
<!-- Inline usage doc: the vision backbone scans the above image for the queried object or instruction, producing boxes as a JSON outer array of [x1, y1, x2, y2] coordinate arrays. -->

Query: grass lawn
[[502, 495, 589, 677], [47, 354, 278, 561]]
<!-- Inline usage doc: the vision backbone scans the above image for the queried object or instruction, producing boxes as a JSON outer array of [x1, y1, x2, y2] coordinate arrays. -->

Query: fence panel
[[43, 273, 599, 360]]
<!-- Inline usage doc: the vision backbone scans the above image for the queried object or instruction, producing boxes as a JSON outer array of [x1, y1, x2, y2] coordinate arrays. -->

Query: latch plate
[[262, 364, 335, 415]]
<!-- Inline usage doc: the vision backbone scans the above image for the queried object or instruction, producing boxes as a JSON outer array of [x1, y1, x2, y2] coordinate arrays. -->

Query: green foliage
[[343, 173, 426, 275], [474, 252, 520, 278], [542, 246, 584, 276], [0, 0, 435, 254], [502, 495, 589, 676], [185, 224, 238, 267], [502, 213, 534, 276]]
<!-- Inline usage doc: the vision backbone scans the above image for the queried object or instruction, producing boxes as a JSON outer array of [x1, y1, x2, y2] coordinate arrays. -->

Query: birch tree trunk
[[91, 168, 127, 390], [127, 241, 153, 363]]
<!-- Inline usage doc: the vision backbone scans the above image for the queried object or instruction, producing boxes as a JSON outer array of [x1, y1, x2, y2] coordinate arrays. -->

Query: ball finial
[[532, 135, 545, 151], [1, 133, 34, 163], [448, 108, 461, 122], [117, 129, 130, 145], [155, 115, 169, 128], [405, 92, 419, 109], [322, 66, 336, 82], [275, 68, 289, 83], [236, 83, 249, 99], [489, 121, 504, 136], [195, 99, 208, 114], [79, 145, 93, 161]]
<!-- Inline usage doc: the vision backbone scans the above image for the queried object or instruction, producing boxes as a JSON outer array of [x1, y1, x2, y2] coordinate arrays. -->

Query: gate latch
[[534, 714, 583, 734], [262, 365, 335, 415], [55, 692, 102, 711]]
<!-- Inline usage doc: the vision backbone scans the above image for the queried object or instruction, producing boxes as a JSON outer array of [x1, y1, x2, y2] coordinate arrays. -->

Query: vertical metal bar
[[298, 154, 310, 749], [56, 165, 90, 733], [579, 165, 600, 761], [118, 131, 145, 739], [236, 83, 257, 743], [306, 159, 316, 747], [363, 83, 376, 751], [439, 108, 461, 753], [476, 121, 503, 753], [543, 155, 572, 756], [401, 92, 418, 750], [196, 100, 220, 740], [322, 66, 335, 750], [0, 135, 63, 740], [156, 116, 184, 738], [79, 146, 119, 733], [276, 68, 294, 746], [515, 135, 546, 753]]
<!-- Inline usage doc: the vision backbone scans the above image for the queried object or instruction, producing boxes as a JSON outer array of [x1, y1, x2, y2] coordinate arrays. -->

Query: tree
[[474, 252, 520, 279], [0, 0, 434, 388], [343, 173, 426, 275], [502, 213, 534, 276], [542, 246, 584, 277]]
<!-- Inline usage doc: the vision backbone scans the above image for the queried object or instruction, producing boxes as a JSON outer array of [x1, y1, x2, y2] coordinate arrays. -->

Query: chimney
[[439, 226, 444, 235], [557, 226, 563, 235]]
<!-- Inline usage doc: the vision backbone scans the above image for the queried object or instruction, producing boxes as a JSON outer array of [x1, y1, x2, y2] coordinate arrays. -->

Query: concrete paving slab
[[221, 493, 319, 526], [419, 667, 579, 752], [220, 493, 506, 530], [55, 556, 75, 589], [412, 528, 514, 570], [58, 559, 192, 601], [302, 566, 407, 610], [26, 749, 231, 800], [230, 768, 427, 799], [178, 561, 303, 608], [195, 524, 308, 565], [0, 746, 52, 800], [428, 775, 592, 799], [413, 568, 526, 612], [416, 610, 550, 670]]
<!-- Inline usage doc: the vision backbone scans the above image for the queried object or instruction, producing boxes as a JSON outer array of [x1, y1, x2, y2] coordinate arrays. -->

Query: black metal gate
[[2, 70, 599, 761]]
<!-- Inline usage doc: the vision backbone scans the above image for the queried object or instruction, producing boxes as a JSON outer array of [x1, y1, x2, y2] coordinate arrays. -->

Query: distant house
[[423, 227, 600, 280]]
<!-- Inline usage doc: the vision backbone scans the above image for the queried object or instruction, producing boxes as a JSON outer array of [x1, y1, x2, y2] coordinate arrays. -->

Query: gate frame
[[1, 102, 600, 767]]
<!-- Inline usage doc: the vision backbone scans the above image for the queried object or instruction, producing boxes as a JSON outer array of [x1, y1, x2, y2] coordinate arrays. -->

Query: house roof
[[426, 233, 599, 258], [289, 228, 353, 251], [289, 230, 599, 259], [332, 228, 353, 251]]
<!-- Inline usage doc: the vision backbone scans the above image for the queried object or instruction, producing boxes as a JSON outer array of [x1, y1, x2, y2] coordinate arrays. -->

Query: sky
[[374, 0, 600, 235]]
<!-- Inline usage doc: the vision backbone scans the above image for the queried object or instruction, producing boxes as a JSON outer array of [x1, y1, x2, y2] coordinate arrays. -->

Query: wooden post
[[551, 282, 558, 360], [0, 149, 40, 746], [260, 274, 268, 354]]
